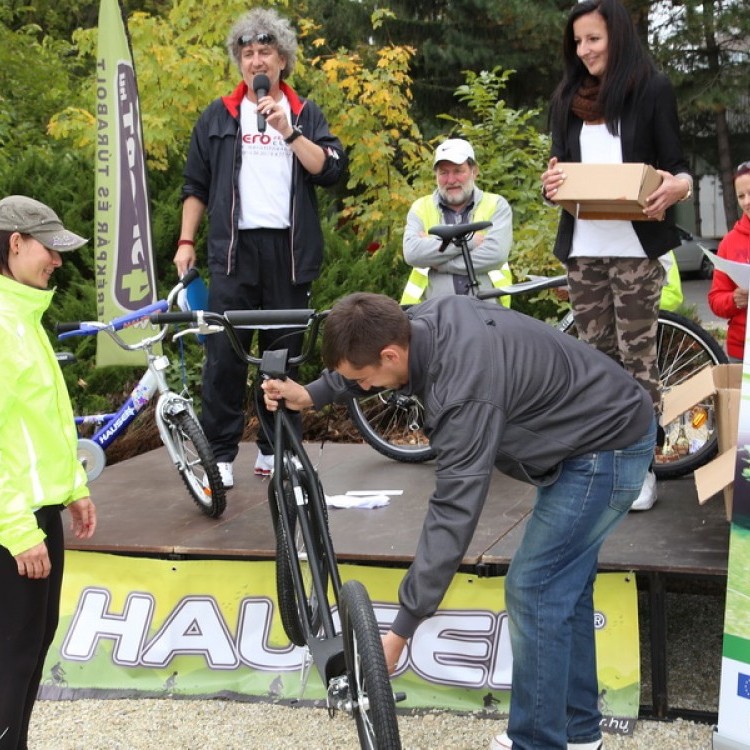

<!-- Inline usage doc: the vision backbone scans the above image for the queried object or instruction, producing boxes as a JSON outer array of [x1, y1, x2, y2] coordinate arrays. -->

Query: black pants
[[0, 506, 64, 750], [202, 229, 311, 462]]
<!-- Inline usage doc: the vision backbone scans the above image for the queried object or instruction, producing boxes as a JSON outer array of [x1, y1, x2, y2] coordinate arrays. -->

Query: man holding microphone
[[174, 7, 346, 488]]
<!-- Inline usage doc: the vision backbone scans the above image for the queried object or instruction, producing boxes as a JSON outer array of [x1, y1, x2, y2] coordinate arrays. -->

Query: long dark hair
[[549, 0, 656, 138]]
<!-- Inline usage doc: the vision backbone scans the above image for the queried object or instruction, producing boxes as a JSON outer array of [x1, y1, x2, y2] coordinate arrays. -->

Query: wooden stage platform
[[66, 441, 729, 576], [65, 441, 730, 719]]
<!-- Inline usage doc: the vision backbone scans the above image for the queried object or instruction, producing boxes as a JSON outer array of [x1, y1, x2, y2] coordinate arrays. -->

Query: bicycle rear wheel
[[270, 453, 332, 647], [347, 391, 435, 463], [561, 310, 727, 478], [653, 311, 727, 478], [165, 410, 226, 518], [339, 580, 402, 750]]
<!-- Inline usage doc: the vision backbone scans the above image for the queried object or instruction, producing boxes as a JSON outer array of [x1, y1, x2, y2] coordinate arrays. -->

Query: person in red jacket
[[708, 161, 750, 362]]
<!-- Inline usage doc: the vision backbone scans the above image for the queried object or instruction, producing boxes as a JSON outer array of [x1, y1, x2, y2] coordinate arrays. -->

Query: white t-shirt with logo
[[238, 95, 293, 229]]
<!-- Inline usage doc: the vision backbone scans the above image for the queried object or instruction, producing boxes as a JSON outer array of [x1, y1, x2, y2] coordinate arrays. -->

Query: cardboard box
[[554, 163, 663, 221], [661, 364, 742, 520]]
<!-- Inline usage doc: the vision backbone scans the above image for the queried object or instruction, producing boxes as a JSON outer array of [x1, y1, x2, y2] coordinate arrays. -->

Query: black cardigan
[[551, 73, 690, 262]]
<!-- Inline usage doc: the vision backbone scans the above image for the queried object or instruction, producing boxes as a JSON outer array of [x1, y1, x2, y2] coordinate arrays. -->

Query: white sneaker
[[216, 461, 234, 488], [489, 731, 512, 750], [254, 452, 274, 477], [630, 470, 657, 511], [568, 742, 603, 750]]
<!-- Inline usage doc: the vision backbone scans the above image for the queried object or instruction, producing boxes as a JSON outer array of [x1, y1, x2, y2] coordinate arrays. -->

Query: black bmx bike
[[349, 221, 728, 480], [151, 306, 403, 750]]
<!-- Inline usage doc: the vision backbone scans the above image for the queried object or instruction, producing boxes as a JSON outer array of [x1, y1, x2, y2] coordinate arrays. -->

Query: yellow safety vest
[[660, 250, 683, 312], [401, 193, 512, 307]]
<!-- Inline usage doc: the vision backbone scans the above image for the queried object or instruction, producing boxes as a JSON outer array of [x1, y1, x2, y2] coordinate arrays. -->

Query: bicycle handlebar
[[150, 308, 326, 371], [56, 268, 201, 345]]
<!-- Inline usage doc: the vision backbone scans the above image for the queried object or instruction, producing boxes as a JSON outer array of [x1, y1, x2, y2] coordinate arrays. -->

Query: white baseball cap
[[433, 139, 475, 166]]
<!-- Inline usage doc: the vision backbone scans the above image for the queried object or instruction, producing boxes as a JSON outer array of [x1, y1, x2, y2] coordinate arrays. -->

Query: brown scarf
[[571, 76, 604, 123]]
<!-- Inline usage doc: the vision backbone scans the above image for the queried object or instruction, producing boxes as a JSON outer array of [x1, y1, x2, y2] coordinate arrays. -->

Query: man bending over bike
[[263, 292, 654, 750]]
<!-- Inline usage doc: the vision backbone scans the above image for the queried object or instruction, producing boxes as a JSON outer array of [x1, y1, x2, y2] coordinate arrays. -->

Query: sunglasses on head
[[237, 32, 275, 47], [736, 161, 750, 176]]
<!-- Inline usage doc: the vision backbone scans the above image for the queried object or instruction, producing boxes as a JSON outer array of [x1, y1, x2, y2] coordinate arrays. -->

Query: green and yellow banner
[[41, 552, 640, 735], [714, 361, 750, 747], [94, 0, 158, 365]]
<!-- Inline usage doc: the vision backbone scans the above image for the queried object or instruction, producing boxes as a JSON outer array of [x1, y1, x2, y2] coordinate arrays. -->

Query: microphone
[[253, 74, 270, 132]]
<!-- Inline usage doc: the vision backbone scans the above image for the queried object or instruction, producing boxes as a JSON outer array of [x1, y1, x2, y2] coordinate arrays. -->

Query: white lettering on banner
[[236, 599, 303, 671], [409, 611, 501, 688], [141, 597, 239, 669], [59, 586, 605, 692], [62, 588, 153, 665]]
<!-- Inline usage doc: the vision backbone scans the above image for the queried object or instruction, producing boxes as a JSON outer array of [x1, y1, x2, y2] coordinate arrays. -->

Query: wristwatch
[[678, 179, 693, 202], [284, 126, 303, 144]]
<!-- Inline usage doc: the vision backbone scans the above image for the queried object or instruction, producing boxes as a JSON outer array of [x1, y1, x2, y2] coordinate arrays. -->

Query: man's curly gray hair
[[226, 8, 298, 80]]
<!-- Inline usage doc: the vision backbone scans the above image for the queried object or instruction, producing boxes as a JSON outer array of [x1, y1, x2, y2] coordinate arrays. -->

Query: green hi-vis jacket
[[401, 191, 513, 306], [0, 274, 89, 557]]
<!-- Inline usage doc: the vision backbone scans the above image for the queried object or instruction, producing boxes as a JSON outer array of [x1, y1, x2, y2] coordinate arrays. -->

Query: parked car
[[672, 225, 720, 279]]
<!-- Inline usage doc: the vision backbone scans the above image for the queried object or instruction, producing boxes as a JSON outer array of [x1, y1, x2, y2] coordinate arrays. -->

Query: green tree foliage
[[649, 0, 750, 227], [4, 3, 563, 418], [329, 0, 568, 132]]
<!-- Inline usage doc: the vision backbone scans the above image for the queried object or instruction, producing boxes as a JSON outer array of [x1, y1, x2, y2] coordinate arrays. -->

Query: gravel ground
[[29, 698, 716, 750], [28, 588, 725, 750]]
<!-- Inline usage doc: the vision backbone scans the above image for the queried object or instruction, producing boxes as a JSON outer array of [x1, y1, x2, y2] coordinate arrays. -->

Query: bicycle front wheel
[[165, 411, 226, 518], [654, 311, 727, 478], [347, 391, 435, 463], [270, 453, 332, 647], [339, 580, 402, 750]]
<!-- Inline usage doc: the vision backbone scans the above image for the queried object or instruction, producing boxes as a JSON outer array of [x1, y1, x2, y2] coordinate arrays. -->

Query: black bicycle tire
[[339, 579, 402, 750], [561, 310, 727, 478], [652, 310, 727, 478], [270, 459, 331, 647], [347, 391, 436, 464], [168, 410, 226, 518]]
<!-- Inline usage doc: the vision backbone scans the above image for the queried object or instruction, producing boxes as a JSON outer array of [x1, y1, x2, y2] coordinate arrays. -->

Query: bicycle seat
[[428, 221, 492, 242]]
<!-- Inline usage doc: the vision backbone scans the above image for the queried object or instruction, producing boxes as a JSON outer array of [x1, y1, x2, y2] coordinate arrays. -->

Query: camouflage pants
[[566, 256, 665, 408]]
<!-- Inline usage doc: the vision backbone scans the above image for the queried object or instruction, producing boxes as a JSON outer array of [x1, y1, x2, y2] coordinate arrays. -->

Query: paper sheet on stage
[[706, 248, 750, 288]]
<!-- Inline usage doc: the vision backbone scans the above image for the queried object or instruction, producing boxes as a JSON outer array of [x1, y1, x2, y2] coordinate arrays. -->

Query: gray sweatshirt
[[306, 295, 653, 638]]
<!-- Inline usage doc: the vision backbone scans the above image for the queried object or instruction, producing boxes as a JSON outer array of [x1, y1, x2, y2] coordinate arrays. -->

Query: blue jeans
[[505, 418, 656, 749]]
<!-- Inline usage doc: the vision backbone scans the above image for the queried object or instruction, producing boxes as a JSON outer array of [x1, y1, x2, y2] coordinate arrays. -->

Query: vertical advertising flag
[[95, 0, 158, 365], [714, 326, 750, 748]]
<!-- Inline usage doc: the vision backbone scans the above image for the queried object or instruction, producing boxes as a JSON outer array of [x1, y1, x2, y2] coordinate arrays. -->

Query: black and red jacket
[[182, 81, 347, 283]]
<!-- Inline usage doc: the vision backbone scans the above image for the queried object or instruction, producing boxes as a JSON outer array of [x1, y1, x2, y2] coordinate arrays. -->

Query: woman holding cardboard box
[[708, 161, 750, 363], [541, 0, 693, 511]]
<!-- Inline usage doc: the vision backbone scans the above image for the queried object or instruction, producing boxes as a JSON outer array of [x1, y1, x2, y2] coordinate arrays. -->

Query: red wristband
[[177, 239, 195, 247]]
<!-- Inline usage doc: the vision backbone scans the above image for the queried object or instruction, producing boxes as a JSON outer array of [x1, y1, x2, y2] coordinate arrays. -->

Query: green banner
[[40, 552, 641, 736], [94, 0, 158, 366]]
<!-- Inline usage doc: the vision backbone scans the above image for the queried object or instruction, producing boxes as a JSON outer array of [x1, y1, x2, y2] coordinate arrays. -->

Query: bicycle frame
[[58, 270, 211, 484], [151, 310, 365, 679]]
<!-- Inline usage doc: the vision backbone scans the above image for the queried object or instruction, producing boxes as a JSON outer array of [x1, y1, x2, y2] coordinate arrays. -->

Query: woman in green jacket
[[0, 195, 96, 749]]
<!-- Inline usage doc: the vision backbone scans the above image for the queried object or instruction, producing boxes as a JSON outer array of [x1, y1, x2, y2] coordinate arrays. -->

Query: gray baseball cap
[[0, 195, 88, 252]]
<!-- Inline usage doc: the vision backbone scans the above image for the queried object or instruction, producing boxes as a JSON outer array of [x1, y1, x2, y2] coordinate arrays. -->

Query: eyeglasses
[[736, 161, 750, 176], [237, 32, 275, 47]]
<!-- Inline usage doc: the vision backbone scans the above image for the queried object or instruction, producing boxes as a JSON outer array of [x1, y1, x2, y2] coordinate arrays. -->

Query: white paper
[[344, 490, 404, 496], [325, 494, 390, 509], [705, 248, 750, 289]]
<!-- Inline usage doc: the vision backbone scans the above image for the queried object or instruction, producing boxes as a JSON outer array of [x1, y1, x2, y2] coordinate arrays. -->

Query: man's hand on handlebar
[[262, 378, 314, 412]]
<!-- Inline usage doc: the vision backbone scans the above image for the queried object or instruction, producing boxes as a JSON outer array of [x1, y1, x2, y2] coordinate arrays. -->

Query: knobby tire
[[270, 457, 331, 647], [339, 580, 401, 750], [167, 411, 226, 518]]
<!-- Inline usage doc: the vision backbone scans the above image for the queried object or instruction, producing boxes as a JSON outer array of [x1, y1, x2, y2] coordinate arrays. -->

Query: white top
[[238, 95, 293, 230], [569, 122, 645, 259]]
